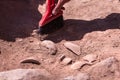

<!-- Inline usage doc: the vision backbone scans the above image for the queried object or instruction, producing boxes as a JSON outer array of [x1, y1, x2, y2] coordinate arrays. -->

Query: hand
[[52, 0, 70, 15]]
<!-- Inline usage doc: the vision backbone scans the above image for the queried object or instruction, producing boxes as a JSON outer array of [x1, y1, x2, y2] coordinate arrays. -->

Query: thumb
[[52, 0, 70, 15], [52, 0, 64, 15]]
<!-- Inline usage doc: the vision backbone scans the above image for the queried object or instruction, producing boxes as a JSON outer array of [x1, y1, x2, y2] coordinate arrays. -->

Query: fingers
[[52, 0, 70, 15]]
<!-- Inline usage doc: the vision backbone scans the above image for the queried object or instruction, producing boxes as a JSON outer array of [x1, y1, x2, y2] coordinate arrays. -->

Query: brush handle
[[39, 0, 55, 26], [46, 0, 55, 16], [39, 0, 63, 26]]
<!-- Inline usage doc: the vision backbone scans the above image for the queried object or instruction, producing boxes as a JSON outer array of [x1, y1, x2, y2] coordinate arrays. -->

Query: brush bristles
[[38, 15, 64, 35]]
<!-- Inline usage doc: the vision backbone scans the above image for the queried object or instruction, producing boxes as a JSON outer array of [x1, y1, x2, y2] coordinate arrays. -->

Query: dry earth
[[0, 0, 120, 80]]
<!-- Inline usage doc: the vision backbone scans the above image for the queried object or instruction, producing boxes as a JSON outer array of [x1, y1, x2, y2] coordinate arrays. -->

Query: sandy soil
[[0, 0, 120, 80]]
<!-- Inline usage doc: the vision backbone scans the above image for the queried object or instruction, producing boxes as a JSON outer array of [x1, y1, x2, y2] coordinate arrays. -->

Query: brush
[[37, 0, 64, 35]]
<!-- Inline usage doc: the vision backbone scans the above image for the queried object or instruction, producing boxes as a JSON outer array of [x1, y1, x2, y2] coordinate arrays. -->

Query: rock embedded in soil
[[62, 57, 72, 65], [87, 57, 119, 80], [15, 38, 23, 42], [88, 57, 117, 69], [64, 42, 81, 55], [20, 57, 40, 65], [41, 40, 57, 55], [75, 72, 90, 80], [0, 69, 52, 80], [71, 61, 89, 70], [58, 54, 66, 61], [83, 54, 98, 63], [64, 72, 90, 80]]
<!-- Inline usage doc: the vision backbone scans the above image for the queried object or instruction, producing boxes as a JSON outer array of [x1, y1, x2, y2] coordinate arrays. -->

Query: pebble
[[62, 57, 72, 65], [83, 54, 98, 63], [41, 40, 57, 55], [71, 61, 89, 70], [20, 57, 40, 65], [31, 29, 38, 36], [64, 42, 81, 55], [15, 38, 23, 42]]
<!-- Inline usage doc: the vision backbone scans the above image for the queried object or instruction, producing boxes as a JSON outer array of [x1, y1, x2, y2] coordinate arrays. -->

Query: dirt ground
[[0, 0, 120, 80]]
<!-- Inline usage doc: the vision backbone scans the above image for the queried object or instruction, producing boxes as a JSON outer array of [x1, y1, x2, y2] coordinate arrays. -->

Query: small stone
[[58, 54, 66, 61], [41, 40, 57, 55], [31, 32, 37, 36], [20, 57, 40, 65], [29, 39, 34, 43], [83, 54, 97, 63], [64, 76, 74, 80], [76, 72, 90, 80], [62, 57, 72, 65], [16, 38, 23, 42], [31, 29, 38, 36], [31, 29, 40, 39], [71, 61, 88, 70], [63, 73, 90, 80], [64, 42, 81, 55]]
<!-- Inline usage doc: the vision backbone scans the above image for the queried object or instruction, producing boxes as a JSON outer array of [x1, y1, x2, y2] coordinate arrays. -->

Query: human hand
[[52, 0, 70, 15]]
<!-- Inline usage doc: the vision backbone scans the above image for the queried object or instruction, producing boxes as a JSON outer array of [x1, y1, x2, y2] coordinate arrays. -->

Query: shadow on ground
[[0, 1, 120, 42], [0, 0, 44, 41], [45, 13, 120, 43]]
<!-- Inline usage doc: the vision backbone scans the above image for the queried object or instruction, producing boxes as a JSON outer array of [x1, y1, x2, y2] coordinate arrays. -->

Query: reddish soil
[[0, 0, 120, 80]]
